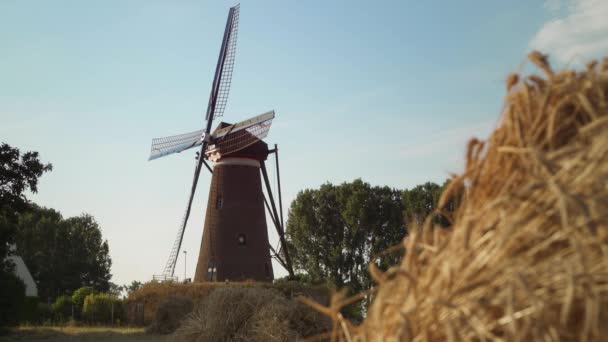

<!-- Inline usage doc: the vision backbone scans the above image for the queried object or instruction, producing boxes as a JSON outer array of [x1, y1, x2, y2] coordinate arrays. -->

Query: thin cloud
[[530, 0, 608, 63]]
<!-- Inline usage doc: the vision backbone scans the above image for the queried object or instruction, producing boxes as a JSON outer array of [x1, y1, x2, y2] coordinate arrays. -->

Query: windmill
[[148, 4, 293, 282]]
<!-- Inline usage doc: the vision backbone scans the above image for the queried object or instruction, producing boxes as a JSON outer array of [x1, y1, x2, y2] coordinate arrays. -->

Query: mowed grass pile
[[126, 281, 330, 324], [146, 295, 193, 334], [126, 281, 331, 341], [311, 53, 608, 341], [174, 286, 331, 342]]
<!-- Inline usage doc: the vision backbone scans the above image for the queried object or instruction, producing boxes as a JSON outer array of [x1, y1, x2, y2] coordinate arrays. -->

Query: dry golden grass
[[307, 52, 608, 341], [126, 280, 329, 326], [0, 326, 168, 342], [173, 286, 331, 342]]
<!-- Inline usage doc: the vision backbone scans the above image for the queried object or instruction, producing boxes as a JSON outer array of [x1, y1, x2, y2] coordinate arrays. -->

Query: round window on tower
[[237, 233, 246, 246]]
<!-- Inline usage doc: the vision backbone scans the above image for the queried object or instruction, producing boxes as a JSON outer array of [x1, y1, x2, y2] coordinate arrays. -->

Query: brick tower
[[193, 140, 274, 282]]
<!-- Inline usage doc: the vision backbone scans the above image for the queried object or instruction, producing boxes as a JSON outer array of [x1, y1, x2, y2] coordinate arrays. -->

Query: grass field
[[0, 326, 169, 342]]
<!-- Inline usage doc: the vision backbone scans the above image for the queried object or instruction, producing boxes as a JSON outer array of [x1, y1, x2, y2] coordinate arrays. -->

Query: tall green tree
[[0, 143, 51, 326], [286, 179, 404, 294], [287, 179, 454, 296], [14, 205, 112, 300], [402, 180, 455, 230], [0, 143, 52, 272]]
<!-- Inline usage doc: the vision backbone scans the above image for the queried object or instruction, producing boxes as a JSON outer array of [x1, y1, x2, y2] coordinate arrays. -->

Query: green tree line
[[0, 143, 112, 326], [286, 178, 452, 296]]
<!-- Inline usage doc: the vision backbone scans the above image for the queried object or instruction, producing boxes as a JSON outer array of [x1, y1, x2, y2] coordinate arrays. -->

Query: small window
[[237, 233, 246, 246], [216, 196, 223, 209]]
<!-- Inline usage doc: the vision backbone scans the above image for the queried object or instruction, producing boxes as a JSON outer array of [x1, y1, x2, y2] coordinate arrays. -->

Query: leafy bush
[[72, 286, 95, 307], [83, 293, 123, 324], [71, 286, 95, 319], [20, 296, 40, 323], [174, 286, 330, 342], [50, 295, 73, 322], [147, 295, 193, 334], [0, 271, 25, 327], [35, 302, 51, 324]]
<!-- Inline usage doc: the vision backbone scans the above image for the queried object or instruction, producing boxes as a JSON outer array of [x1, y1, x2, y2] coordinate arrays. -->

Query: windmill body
[[195, 140, 273, 282], [148, 5, 293, 282]]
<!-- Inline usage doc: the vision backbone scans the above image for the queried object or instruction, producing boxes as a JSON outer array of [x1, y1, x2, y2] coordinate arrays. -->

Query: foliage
[[109, 282, 123, 297], [286, 178, 454, 299], [19, 297, 40, 323], [286, 179, 405, 294], [0, 210, 19, 274], [50, 295, 73, 322], [72, 286, 95, 311], [82, 293, 124, 324], [125, 281, 143, 295], [14, 205, 112, 300], [0, 143, 53, 212], [402, 180, 453, 229], [0, 271, 26, 327], [0, 143, 51, 273], [173, 286, 331, 342], [36, 302, 51, 323]]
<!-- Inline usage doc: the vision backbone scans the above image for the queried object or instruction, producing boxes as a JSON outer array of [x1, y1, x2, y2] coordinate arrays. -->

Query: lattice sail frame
[[149, 130, 203, 161], [207, 4, 239, 120], [206, 111, 275, 158], [161, 207, 191, 276]]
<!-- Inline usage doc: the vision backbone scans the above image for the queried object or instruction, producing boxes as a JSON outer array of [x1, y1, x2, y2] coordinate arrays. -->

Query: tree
[[402, 180, 455, 230], [125, 280, 143, 295], [286, 179, 404, 294], [0, 143, 52, 272], [14, 205, 112, 300], [287, 179, 455, 298]]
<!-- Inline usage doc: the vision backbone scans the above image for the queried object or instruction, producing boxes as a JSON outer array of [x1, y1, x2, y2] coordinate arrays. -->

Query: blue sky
[[2, 0, 607, 285]]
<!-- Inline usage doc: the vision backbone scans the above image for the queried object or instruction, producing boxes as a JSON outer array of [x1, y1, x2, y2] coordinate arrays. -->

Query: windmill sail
[[206, 111, 275, 158], [148, 129, 203, 161], [156, 4, 240, 279], [208, 4, 239, 120]]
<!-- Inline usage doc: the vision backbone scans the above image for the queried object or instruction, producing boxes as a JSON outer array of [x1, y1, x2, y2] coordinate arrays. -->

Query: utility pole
[[183, 250, 187, 281]]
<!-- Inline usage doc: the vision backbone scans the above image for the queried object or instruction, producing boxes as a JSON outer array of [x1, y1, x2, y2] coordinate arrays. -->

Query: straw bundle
[[310, 52, 608, 341]]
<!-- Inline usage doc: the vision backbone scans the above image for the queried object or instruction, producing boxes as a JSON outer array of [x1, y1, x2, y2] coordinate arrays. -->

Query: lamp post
[[183, 250, 187, 281]]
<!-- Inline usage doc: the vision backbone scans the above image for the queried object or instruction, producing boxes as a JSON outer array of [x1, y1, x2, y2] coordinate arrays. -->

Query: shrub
[[83, 293, 124, 324], [71, 286, 95, 319], [0, 271, 25, 327], [147, 295, 193, 334], [174, 286, 331, 342], [20, 296, 40, 323], [50, 295, 73, 322], [72, 286, 95, 309], [35, 302, 51, 324]]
